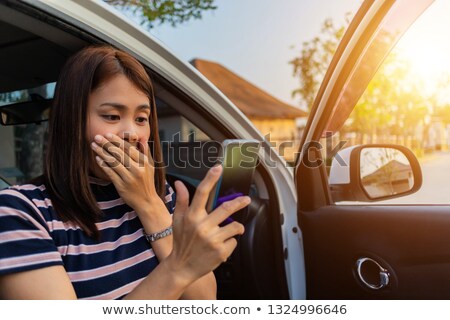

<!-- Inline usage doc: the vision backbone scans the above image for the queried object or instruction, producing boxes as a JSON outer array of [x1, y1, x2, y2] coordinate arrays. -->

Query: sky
[[394, 0, 450, 102], [147, 0, 363, 110]]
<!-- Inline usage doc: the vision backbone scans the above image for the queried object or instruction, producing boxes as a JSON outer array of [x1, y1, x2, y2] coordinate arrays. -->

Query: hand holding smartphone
[[206, 139, 260, 224]]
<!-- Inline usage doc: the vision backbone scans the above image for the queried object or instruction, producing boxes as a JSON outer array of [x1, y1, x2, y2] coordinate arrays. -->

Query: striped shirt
[[0, 177, 176, 299]]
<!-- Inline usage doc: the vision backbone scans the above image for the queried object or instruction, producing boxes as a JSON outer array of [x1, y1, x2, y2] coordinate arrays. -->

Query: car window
[[0, 84, 55, 185], [331, 0, 450, 204], [156, 97, 214, 181], [0, 83, 56, 107], [0, 122, 48, 186]]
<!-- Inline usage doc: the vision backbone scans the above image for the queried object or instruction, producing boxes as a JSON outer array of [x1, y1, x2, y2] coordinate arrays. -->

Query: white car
[[0, 0, 445, 299]]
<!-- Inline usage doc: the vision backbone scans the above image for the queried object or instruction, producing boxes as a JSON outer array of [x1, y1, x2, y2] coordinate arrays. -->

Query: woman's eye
[[102, 115, 120, 121], [136, 117, 149, 123]]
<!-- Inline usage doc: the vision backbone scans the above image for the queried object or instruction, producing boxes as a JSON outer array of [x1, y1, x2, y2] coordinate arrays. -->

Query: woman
[[0, 45, 249, 299]]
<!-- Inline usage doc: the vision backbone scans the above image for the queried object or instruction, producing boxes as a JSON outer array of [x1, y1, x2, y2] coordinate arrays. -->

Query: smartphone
[[206, 139, 260, 221]]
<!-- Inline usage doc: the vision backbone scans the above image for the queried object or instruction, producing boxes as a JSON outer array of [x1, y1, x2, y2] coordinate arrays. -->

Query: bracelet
[[143, 225, 173, 242]]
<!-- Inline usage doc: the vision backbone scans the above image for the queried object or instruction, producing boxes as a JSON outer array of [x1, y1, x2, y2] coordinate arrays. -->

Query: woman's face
[[86, 74, 151, 180]]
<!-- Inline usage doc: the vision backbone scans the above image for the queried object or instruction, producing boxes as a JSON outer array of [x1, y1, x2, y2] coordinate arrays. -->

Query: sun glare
[[393, 0, 450, 95], [396, 36, 450, 88]]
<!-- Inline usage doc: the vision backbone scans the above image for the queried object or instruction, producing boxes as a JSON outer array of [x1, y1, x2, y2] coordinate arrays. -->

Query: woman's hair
[[44, 45, 165, 238]]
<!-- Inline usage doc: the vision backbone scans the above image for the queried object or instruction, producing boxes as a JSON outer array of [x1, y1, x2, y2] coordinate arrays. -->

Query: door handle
[[356, 257, 390, 290]]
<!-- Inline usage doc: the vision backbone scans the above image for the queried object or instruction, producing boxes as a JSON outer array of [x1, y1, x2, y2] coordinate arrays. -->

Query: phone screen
[[208, 140, 260, 214]]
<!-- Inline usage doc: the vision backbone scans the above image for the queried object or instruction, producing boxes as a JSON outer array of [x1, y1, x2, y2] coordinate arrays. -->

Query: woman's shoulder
[[0, 178, 63, 276], [4, 181, 48, 195], [0, 177, 53, 223], [0, 177, 49, 203]]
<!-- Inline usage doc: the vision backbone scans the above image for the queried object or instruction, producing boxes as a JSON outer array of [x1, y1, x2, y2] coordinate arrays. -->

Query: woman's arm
[[179, 272, 217, 299], [91, 134, 248, 299], [0, 169, 246, 300], [91, 133, 221, 299], [0, 266, 77, 299], [122, 253, 210, 300], [135, 197, 217, 299], [0, 255, 193, 300]]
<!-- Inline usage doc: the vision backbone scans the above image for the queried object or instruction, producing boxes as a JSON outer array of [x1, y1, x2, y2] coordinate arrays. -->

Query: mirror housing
[[329, 144, 422, 202]]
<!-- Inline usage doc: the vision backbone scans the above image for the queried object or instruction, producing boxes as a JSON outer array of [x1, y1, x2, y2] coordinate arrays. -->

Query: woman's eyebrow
[[98, 102, 151, 111]]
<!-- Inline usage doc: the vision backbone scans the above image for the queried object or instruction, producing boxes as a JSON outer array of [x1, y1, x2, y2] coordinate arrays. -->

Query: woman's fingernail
[[243, 196, 251, 204], [105, 133, 113, 139], [95, 156, 102, 163], [91, 142, 98, 149], [94, 135, 102, 143], [212, 165, 221, 173]]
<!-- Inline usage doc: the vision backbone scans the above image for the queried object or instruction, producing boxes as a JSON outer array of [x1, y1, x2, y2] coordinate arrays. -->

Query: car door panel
[[301, 205, 450, 299], [295, 0, 444, 300]]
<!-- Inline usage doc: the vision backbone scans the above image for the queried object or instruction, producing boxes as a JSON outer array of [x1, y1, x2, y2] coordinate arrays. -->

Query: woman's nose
[[122, 131, 138, 144]]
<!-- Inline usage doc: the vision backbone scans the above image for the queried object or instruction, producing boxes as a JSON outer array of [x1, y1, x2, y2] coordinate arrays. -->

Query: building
[[190, 59, 307, 162], [361, 160, 413, 198]]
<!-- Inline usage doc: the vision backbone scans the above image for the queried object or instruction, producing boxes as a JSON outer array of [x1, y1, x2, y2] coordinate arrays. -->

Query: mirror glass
[[360, 147, 414, 199]]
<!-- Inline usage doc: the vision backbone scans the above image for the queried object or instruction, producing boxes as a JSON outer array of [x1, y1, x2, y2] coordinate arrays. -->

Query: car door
[[296, 0, 450, 299]]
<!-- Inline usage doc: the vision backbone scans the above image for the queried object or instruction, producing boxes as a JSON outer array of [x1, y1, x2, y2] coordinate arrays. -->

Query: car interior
[[0, 1, 289, 299]]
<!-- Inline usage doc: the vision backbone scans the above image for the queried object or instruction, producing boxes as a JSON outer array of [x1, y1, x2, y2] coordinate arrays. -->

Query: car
[[0, 0, 447, 299]]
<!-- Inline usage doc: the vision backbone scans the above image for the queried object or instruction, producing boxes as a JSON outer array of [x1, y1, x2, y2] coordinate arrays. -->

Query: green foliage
[[291, 13, 450, 154], [289, 13, 352, 110], [435, 105, 450, 124], [104, 0, 217, 28]]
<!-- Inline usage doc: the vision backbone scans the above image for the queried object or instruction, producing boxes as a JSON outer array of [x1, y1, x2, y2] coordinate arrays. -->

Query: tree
[[104, 0, 217, 28], [290, 14, 444, 153], [289, 14, 352, 111]]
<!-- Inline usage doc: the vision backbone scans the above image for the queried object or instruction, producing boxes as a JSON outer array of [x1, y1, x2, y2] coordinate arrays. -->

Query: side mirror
[[329, 144, 422, 202]]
